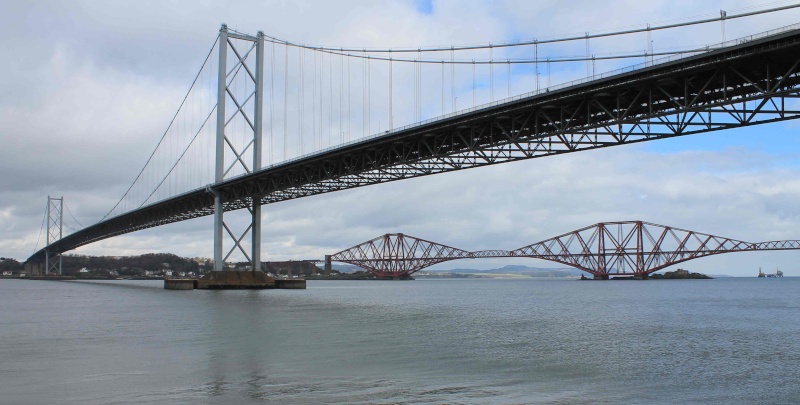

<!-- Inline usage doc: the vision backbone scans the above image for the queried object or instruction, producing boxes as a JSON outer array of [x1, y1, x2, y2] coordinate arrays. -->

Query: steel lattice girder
[[28, 28, 800, 262], [510, 221, 753, 275], [509, 221, 800, 275], [327, 221, 800, 277], [329, 233, 471, 278]]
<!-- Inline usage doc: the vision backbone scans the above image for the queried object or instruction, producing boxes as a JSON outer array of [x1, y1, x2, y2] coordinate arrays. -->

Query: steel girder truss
[[219, 30, 800, 211], [329, 221, 800, 278], [329, 233, 472, 278], [508, 221, 795, 276], [27, 28, 800, 263]]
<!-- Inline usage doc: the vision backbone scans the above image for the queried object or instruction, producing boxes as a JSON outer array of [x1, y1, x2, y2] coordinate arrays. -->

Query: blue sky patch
[[415, 0, 433, 14]]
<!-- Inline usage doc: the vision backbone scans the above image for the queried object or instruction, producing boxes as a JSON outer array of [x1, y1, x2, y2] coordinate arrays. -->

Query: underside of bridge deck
[[29, 27, 800, 262]]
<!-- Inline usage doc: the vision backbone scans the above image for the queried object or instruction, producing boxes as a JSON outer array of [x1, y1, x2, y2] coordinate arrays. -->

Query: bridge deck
[[29, 25, 800, 262]]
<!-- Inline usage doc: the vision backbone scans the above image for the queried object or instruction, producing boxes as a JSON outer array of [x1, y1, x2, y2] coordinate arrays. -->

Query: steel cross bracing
[[329, 233, 472, 278], [327, 221, 800, 279], [26, 28, 800, 262], [508, 221, 778, 277], [211, 26, 265, 272], [44, 196, 63, 275]]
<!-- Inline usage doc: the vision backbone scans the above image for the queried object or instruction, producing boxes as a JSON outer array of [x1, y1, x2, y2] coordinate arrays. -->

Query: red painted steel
[[330, 233, 471, 279], [329, 221, 800, 278]]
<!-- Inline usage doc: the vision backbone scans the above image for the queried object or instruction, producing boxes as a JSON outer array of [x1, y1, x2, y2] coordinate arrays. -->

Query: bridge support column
[[251, 30, 264, 274], [211, 25, 265, 273], [212, 25, 228, 272], [44, 196, 63, 275], [324, 255, 332, 276]]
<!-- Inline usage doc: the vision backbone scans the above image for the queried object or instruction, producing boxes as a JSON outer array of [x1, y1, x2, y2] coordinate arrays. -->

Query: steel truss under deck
[[28, 28, 800, 262]]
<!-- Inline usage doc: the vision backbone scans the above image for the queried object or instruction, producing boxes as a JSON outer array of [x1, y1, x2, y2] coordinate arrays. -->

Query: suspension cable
[[328, 52, 333, 146], [266, 44, 738, 65], [260, 3, 800, 53], [340, 53, 343, 143], [313, 50, 318, 149], [472, 61, 475, 107], [141, 55, 250, 206], [363, 56, 367, 137], [490, 45, 493, 101], [284, 43, 289, 160], [270, 41, 275, 165], [347, 56, 351, 141], [534, 42, 539, 92], [103, 3, 800, 221], [388, 53, 393, 130], [103, 36, 219, 220], [141, 107, 217, 207], [441, 62, 444, 115], [507, 60, 510, 98], [32, 208, 47, 255], [63, 201, 84, 229], [450, 49, 454, 113], [300, 47, 304, 155]]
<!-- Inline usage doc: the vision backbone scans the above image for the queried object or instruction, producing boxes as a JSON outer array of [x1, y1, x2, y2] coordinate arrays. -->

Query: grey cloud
[[2, 0, 800, 278]]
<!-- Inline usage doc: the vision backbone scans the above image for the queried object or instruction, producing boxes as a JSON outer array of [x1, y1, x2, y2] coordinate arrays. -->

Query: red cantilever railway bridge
[[326, 221, 800, 279]]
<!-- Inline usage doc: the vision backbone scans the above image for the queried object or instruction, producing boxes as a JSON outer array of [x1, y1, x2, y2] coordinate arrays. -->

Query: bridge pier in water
[[165, 273, 306, 290], [588, 274, 648, 280], [195, 26, 308, 290], [206, 25, 272, 288]]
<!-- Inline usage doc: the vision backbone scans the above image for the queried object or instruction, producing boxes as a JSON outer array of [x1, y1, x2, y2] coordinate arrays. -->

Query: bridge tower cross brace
[[45, 196, 63, 275], [213, 25, 265, 273]]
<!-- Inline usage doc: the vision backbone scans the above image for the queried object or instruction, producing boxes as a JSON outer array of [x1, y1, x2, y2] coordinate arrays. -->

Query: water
[[1, 278, 798, 404]]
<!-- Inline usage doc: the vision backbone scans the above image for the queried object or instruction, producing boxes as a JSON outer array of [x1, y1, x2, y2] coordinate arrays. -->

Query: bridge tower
[[45, 196, 63, 275], [212, 25, 265, 273]]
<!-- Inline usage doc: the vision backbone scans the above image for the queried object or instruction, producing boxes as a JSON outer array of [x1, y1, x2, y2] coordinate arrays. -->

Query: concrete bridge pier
[[23, 261, 45, 276]]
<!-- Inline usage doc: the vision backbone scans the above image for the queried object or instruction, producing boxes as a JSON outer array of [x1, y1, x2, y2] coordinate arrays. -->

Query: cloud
[[2, 0, 800, 277]]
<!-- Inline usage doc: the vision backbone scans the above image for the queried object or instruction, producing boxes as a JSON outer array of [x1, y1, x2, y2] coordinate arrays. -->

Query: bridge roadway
[[29, 25, 800, 262]]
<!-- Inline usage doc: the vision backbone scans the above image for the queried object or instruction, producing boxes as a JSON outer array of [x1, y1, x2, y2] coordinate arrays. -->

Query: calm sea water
[[1, 277, 798, 404]]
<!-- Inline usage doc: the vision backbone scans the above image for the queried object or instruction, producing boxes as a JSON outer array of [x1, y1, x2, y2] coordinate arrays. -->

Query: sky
[[3, 0, 800, 276]]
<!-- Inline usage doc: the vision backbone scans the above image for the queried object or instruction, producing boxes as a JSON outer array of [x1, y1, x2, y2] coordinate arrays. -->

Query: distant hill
[[329, 264, 366, 273], [328, 263, 584, 277], [55, 253, 203, 276], [426, 265, 585, 278]]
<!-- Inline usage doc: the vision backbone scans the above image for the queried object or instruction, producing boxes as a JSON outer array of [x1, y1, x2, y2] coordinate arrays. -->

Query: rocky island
[[649, 269, 712, 279]]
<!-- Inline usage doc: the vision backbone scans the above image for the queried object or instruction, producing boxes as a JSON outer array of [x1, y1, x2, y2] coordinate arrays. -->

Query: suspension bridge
[[25, 5, 800, 279]]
